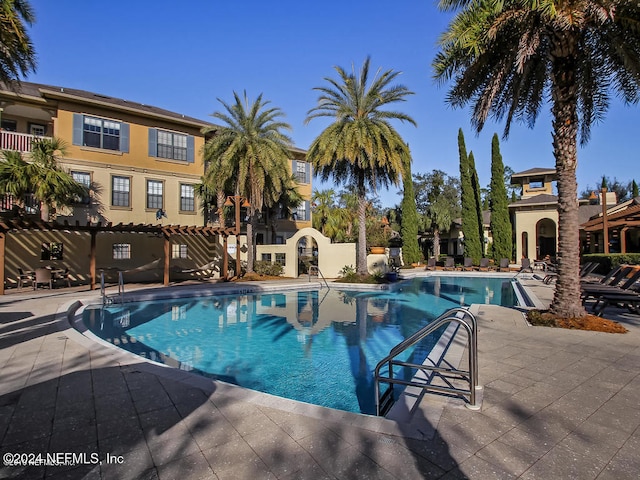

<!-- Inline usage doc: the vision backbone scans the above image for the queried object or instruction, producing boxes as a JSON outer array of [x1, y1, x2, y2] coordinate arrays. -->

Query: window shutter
[[305, 162, 310, 184], [72, 114, 83, 145], [187, 135, 195, 163], [148, 128, 157, 157], [292, 160, 297, 176], [120, 123, 130, 153], [305, 201, 310, 221]]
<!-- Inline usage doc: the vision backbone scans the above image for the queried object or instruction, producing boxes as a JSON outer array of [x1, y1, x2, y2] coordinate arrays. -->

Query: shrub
[[583, 253, 640, 273], [253, 261, 283, 276]]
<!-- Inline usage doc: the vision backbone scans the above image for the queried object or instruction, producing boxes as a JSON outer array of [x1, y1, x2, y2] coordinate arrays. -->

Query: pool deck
[[1, 275, 639, 479]]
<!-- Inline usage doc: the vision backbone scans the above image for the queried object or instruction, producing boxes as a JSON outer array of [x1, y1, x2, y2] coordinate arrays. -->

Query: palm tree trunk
[[40, 202, 49, 222], [216, 191, 225, 226], [433, 229, 441, 258], [549, 35, 586, 318], [357, 188, 368, 275]]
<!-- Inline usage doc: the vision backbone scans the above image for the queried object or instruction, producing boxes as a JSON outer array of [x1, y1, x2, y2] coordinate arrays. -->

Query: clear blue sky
[[27, 0, 639, 207]]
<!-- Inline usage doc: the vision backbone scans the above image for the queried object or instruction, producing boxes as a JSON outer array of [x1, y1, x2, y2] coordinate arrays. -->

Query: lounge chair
[[462, 257, 475, 271], [582, 267, 640, 298], [542, 262, 602, 285], [582, 265, 631, 287], [33, 268, 52, 290], [443, 257, 455, 271], [478, 258, 491, 271], [497, 258, 510, 272], [425, 257, 437, 271], [17, 268, 33, 290], [591, 290, 640, 316], [519, 258, 533, 273]]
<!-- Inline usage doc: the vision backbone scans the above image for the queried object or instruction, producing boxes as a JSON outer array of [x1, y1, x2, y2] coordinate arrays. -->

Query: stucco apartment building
[[0, 82, 311, 288]]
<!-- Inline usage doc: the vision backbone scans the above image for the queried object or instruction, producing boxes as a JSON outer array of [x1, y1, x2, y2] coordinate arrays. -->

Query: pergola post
[[163, 232, 170, 286], [223, 235, 229, 281], [601, 187, 609, 254], [90, 230, 97, 290], [620, 227, 629, 254], [0, 232, 5, 296]]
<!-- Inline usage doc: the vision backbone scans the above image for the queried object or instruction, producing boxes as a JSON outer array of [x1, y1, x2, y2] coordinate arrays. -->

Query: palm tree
[[433, 1, 640, 318], [0, 149, 29, 200], [311, 189, 336, 235], [0, 138, 86, 220], [265, 173, 304, 242], [28, 137, 86, 221], [201, 91, 293, 274], [0, 0, 37, 86], [306, 57, 416, 275]]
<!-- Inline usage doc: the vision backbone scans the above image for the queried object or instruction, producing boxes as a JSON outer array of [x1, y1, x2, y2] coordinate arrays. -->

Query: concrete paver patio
[[0, 276, 639, 479]]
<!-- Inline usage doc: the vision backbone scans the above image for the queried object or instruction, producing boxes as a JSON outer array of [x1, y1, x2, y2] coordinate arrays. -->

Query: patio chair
[[424, 257, 437, 271], [478, 258, 491, 271], [33, 268, 52, 290], [443, 257, 455, 271], [54, 267, 71, 288], [17, 268, 33, 290], [497, 258, 510, 272], [462, 257, 474, 271]]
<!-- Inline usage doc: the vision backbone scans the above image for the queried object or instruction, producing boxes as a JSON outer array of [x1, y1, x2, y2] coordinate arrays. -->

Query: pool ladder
[[308, 265, 330, 289], [374, 307, 481, 416], [100, 270, 125, 305]]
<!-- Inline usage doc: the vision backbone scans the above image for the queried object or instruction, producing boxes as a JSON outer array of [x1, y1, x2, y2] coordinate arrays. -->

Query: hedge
[[583, 253, 640, 273]]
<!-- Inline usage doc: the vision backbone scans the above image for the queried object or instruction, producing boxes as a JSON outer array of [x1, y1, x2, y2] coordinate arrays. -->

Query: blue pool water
[[83, 276, 518, 414]]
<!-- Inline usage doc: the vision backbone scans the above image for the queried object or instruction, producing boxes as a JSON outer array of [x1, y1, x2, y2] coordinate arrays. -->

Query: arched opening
[[296, 235, 318, 277], [521, 231, 529, 260], [536, 218, 557, 260]]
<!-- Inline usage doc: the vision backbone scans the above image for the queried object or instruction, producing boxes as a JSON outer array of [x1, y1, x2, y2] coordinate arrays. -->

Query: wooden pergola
[[0, 218, 239, 295], [582, 203, 640, 254]]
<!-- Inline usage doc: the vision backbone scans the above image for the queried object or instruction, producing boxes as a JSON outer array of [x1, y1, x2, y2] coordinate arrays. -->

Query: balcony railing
[[0, 194, 39, 215], [0, 131, 51, 153]]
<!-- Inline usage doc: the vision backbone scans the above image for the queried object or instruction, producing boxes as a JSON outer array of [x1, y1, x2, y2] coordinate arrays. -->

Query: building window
[[149, 128, 194, 162], [111, 176, 130, 207], [275, 253, 286, 265], [147, 180, 163, 210], [172, 244, 188, 259], [180, 184, 195, 211], [71, 171, 91, 204], [83, 116, 121, 150], [113, 243, 131, 259], [30, 124, 46, 136], [261, 253, 272, 262], [295, 201, 310, 221], [295, 161, 307, 183], [41, 242, 63, 260], [157, 130, 188, 161]]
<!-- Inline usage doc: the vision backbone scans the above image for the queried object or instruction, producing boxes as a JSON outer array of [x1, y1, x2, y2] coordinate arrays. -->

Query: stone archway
[[536, 218, 557, 260], [255, 227, 355, 278]]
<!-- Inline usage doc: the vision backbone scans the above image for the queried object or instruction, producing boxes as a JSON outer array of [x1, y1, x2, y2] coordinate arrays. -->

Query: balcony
[[0, 131, 51, 153]]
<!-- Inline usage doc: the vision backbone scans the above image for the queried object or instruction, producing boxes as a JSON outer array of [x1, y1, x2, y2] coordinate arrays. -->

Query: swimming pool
[[82, 275, 520, 414]]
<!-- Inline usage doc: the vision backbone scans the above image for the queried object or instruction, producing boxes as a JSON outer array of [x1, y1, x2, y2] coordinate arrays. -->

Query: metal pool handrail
[[374, 307, 480, 416], [308, 265, 330, 289]]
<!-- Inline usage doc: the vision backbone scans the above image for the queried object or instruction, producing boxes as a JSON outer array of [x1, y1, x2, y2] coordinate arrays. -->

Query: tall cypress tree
[[400, 153, 421, 264], [459, 129, 482, 262], [632, 179, 639, 198], [489, 134, 512, 262], [469, 151, 485, 259]]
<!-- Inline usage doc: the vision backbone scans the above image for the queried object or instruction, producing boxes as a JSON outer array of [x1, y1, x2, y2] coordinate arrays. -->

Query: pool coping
[[60, 275, 538, 441]]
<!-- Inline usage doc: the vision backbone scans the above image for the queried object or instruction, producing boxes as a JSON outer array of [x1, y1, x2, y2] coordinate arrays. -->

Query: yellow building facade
[[0, 82, 311, 288]]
